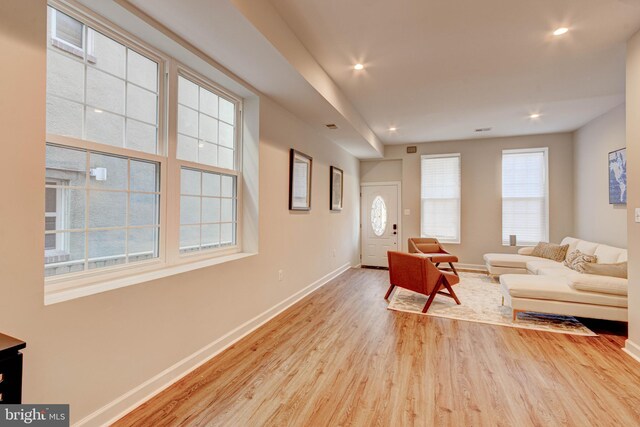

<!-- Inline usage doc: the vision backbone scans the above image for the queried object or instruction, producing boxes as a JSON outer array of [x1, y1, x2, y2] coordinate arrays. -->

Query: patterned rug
[[387, 272, 596, 336]]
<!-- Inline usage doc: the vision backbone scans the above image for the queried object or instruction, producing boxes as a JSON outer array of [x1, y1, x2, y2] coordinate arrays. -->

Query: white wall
[[360, 159, 402, 183], [378, 133, 575, 265], [0, 1, 360, 423], [574, 105, 627, 248], [626, 29, 640, 361]]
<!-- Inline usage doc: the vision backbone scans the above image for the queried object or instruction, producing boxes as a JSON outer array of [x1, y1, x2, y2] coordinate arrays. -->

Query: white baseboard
[[623, 339, 640, 364], [74, 262, 352, 427]]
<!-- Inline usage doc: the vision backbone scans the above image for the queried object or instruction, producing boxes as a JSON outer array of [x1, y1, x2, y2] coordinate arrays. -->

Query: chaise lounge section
[[484, 237, 628, 322]]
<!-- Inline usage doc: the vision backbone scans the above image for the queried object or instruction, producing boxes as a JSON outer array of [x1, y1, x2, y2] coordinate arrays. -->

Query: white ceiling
[[271, 0, 640, 144]]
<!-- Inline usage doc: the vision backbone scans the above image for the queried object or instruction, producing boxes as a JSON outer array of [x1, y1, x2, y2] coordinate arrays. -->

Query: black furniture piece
[[0, 333, 26, 404]]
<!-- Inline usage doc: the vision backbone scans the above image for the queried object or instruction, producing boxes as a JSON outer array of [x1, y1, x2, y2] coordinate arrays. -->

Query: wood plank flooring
[[114, 268, 640, 427]]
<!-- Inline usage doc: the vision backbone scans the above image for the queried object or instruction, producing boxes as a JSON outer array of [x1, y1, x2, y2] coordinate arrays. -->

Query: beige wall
[[626, 30, 640, 360], [573, 105, 627, 248], [380, 133, 574, 265], [360, 159, 402, 183], [0, 1, 359, 423]]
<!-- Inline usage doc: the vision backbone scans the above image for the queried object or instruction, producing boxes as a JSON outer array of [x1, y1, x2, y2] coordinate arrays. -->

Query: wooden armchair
[[408, 237, 459, 276], [386, 251, 461, 313]]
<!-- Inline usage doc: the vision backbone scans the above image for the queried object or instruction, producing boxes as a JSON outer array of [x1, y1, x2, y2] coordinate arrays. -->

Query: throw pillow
[[581, 261, 628, 279], [531, 242, 569, 262], [564, 250, 598, 273]]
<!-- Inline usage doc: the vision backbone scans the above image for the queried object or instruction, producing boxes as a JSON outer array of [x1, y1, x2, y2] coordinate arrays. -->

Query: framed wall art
[[289, 149, 313, 210], [330, 166, 343, 211]]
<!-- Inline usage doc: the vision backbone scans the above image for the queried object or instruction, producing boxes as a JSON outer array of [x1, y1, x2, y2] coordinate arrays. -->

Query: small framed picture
[[330, 166, 343, 211], [289, 149, 313, 210], [608, 148, 626, 204]]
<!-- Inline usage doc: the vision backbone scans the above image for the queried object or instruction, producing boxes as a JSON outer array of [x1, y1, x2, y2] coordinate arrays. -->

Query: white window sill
[[44, 252, 256, 305]]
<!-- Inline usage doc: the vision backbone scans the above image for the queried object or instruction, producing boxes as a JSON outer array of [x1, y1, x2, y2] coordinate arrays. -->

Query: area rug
[[387, 272, 596, 336]]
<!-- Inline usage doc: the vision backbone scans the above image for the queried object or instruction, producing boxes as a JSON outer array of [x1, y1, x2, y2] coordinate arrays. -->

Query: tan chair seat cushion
[[500, 275, 627, 308], [483, 253, 540, 269], [568, 274, 628, 296]]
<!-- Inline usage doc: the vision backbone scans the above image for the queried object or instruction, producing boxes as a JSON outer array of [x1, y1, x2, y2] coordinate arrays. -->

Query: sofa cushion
[[535, 267, 577, 277], [568, 274, 628, 296], [575, 240, 599, 256], [483, 253, 540, 269], [581, 262, 627, 279], [531, 242, 569, 262], [560, 237, 581, 257], [594, 245, 627, 264], [525, 259, 563, 274], [500, 275, 627, 308]]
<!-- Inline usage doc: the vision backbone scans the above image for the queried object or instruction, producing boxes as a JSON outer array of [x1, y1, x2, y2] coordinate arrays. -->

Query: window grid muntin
[[45, 144, 161, 276], [179, 167, 237, 254], [46, 5, 160, 155], [176, 72, 238, 170]]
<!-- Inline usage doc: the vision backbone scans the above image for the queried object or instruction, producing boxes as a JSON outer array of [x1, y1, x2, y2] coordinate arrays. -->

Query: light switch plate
[[404, 209, 411, 216], [636, 208, 640, 223]]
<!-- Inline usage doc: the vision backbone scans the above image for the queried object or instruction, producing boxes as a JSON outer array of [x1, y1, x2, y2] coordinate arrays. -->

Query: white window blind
[[421, 154, 461, 243], [502, 148, 549, 246]]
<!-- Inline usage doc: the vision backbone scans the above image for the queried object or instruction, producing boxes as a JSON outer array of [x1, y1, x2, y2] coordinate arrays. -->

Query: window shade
[[421, 154, 461, 243], [502, 148, 548, 246]]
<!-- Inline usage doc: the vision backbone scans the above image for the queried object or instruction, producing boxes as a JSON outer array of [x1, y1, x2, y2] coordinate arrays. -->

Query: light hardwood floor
[[114, 268, 640, 427]]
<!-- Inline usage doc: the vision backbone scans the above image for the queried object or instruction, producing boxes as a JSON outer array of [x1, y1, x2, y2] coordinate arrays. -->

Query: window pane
[[85, 107, 125, 147], [45, 231, 85, 277], [178, 76, 198, 109], [128, 227, 159, 259], [91, 29, 126, 78], [46, 96, 83, 139], [180, 225, 200, 251], [181, 169, 201, 195], [199, 114, 218, 143], [202, 224, 220, 247], [219, 97, 235, 125], [202, 197, 220, 223], [88, 229, 126, 267], [130, 194, 159, 226], [130, 160, 158, 192], [126, 119, 157, 154], [218, 147, 234, 170], [219, 122, 234, 149], [221, 198, 233, 223], [47, 50, 84, 102], [420, 154, 461, 243], [127, 50, 158, 92], [178, 105, 198, 138], [89, 152, 127, 190], [199, 142, 218, 166], [127, 84, 157, 125], [45, 188, 85, 231], [203, 172, 220, 197], [221, 175, 234, 197], [177, 134, 198, 162], [220, 223, 234, 245], [180, 196, 201, 225], [46, 145, 87, 187], [86, 67, 125, 114], [88, 191, 127, 228], [200, 87, 218, 118]]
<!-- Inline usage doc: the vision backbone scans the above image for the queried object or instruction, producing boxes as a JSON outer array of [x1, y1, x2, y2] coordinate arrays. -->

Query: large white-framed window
[[502, 148, 549, 246], [420, 154, 461, 244], [45, 1, 245, 298]]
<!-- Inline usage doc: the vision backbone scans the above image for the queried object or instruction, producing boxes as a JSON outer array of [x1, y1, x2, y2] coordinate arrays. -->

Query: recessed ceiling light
[[94, 109, 103, 113], [354, 63, 364, 70], [389, 127, 397, 131], [553, 27, 569, 36], [529, 113, 541, 119]]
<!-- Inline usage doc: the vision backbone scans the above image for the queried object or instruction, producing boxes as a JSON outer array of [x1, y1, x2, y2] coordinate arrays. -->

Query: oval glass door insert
[[371, 196, 387, 236]]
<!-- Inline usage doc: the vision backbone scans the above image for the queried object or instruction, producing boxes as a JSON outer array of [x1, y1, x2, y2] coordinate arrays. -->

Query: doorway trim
[[360, 181, 403, 265]]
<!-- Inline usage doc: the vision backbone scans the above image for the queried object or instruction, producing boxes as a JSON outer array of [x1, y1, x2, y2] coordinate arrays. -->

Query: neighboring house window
[[420, 154, 461, 244], [45, 3, 244, 291], [502, 148, 549, 246], [177, 73, 240, 254]]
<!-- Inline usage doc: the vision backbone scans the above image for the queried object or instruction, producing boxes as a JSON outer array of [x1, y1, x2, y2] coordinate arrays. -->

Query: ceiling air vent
[[475, 127, 492, 133], [325, 124, 338, 130]]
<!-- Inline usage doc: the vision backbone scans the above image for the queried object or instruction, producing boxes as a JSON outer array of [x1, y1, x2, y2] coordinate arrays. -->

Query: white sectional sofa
[[483, 237, 628, 322]]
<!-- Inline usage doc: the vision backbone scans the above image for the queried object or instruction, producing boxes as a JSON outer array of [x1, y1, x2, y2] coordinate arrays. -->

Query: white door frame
[[360, 181, 402, 265]]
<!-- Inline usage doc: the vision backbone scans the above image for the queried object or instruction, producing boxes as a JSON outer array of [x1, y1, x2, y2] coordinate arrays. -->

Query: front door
[[361, 184, 399, 267]]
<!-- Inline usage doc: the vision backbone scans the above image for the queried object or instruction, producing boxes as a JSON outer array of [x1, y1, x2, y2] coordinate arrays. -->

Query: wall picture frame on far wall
[[330, 166, 343, 211], [608, 147, 627, 205], [289, 149, 313, 210]]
